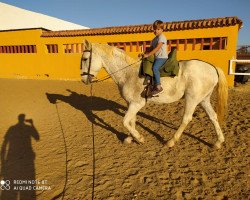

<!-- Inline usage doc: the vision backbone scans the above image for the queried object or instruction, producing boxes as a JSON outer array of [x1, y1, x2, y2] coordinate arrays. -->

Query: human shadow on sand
[[46, 90, 212, 147], [0, 114, 40, 200]]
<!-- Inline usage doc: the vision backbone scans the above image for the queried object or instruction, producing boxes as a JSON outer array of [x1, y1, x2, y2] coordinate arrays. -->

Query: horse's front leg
[[123, 102, 145, 144]]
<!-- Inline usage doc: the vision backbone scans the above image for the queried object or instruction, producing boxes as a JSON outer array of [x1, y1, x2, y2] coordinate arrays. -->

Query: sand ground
[[0, 78, 249, 200]]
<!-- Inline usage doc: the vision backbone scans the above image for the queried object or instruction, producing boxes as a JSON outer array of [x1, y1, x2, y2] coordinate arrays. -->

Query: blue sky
[[1, 0, 250, 45]]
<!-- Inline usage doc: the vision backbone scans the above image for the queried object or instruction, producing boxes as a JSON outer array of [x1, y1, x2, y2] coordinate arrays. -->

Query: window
[[46, 44, 58, 53], [63, 43, 84, 53], [108, 41, 151, 52], [0, 45, 37, 53], [107, 37, 228, 53]]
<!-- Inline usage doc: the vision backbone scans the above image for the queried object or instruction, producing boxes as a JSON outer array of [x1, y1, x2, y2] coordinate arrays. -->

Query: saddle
[[139, 48, 179, 78]]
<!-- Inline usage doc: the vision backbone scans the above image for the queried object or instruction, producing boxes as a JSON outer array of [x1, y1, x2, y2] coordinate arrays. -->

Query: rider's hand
[[138, 53, 144, 58]]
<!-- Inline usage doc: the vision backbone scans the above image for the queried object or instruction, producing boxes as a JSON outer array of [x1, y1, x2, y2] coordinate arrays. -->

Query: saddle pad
[[140, 48, 179, 77]]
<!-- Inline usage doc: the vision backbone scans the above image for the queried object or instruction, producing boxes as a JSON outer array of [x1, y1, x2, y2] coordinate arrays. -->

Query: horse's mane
[[92, 43, 137, 65]]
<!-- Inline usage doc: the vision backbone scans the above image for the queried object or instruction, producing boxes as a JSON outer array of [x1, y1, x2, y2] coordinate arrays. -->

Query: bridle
[[81, 48, 94, 84], [80, 45, 142, 84]]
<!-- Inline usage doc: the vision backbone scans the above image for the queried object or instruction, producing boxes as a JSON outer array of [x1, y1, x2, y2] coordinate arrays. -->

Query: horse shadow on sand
[[46, 90, 212, 147]]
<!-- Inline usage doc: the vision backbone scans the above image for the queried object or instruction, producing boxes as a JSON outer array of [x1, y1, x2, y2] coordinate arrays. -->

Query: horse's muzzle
[[81, 73, 94, 84]]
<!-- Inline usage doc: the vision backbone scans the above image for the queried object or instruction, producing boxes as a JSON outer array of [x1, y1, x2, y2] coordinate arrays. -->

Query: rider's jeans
[[153, 58, 167, 85]]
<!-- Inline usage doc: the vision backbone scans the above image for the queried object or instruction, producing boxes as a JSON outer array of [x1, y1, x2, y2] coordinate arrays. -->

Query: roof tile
[[41, 16, 243, 37]]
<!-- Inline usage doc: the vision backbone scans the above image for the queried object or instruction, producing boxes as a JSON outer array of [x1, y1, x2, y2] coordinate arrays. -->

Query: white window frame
[[229, 59, 250, 75]]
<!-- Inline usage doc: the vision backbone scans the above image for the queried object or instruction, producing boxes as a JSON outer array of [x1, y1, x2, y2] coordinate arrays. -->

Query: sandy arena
[[0, 78, 249, 200]]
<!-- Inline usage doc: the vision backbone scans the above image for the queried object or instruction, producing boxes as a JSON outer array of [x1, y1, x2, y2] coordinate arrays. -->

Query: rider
[[143, 20, 168, 96]]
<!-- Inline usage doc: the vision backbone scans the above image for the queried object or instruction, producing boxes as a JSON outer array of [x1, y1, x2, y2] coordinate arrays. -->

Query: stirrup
[[142, 84, 154, 99], [143, 76, 151, 85]]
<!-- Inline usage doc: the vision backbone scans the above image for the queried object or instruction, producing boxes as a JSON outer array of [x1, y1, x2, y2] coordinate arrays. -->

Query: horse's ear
[[83, 39, 91, 50]]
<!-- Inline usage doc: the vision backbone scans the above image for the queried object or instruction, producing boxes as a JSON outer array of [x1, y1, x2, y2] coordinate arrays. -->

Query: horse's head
[[81, 39, 103, 84]]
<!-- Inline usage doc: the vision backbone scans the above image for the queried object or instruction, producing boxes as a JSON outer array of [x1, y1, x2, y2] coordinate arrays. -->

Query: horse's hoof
[[124, 136, 133, 144], [133, 135, 145, 144], [167, 139, 175, 148], [214, 141, 222, 149], [138, 136, 145, 144]]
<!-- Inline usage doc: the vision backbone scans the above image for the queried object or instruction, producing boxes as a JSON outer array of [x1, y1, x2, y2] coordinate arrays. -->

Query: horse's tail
[[216, 67, 228, 124]]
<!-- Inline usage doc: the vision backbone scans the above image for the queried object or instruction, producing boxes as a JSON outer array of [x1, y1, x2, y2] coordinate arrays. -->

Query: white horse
[[81, 40, 228, 148]]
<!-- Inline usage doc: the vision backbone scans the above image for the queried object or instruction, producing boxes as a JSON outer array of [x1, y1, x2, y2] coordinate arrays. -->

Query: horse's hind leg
[[167, 97, 198, 147], [201, 97, 225, 148], [123, 102, 145, 144]]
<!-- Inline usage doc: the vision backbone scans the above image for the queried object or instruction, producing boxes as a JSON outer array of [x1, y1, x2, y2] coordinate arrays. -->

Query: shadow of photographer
[[1, 114, 40, 200]]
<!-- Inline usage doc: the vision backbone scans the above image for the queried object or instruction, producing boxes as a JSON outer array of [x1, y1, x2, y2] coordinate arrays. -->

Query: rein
[[92, 59, 142, 83], [80, 47, 141, 198]]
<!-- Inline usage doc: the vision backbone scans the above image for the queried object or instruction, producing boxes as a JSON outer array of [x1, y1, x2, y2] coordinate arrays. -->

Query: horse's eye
[[83, 58, 88, 61]]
